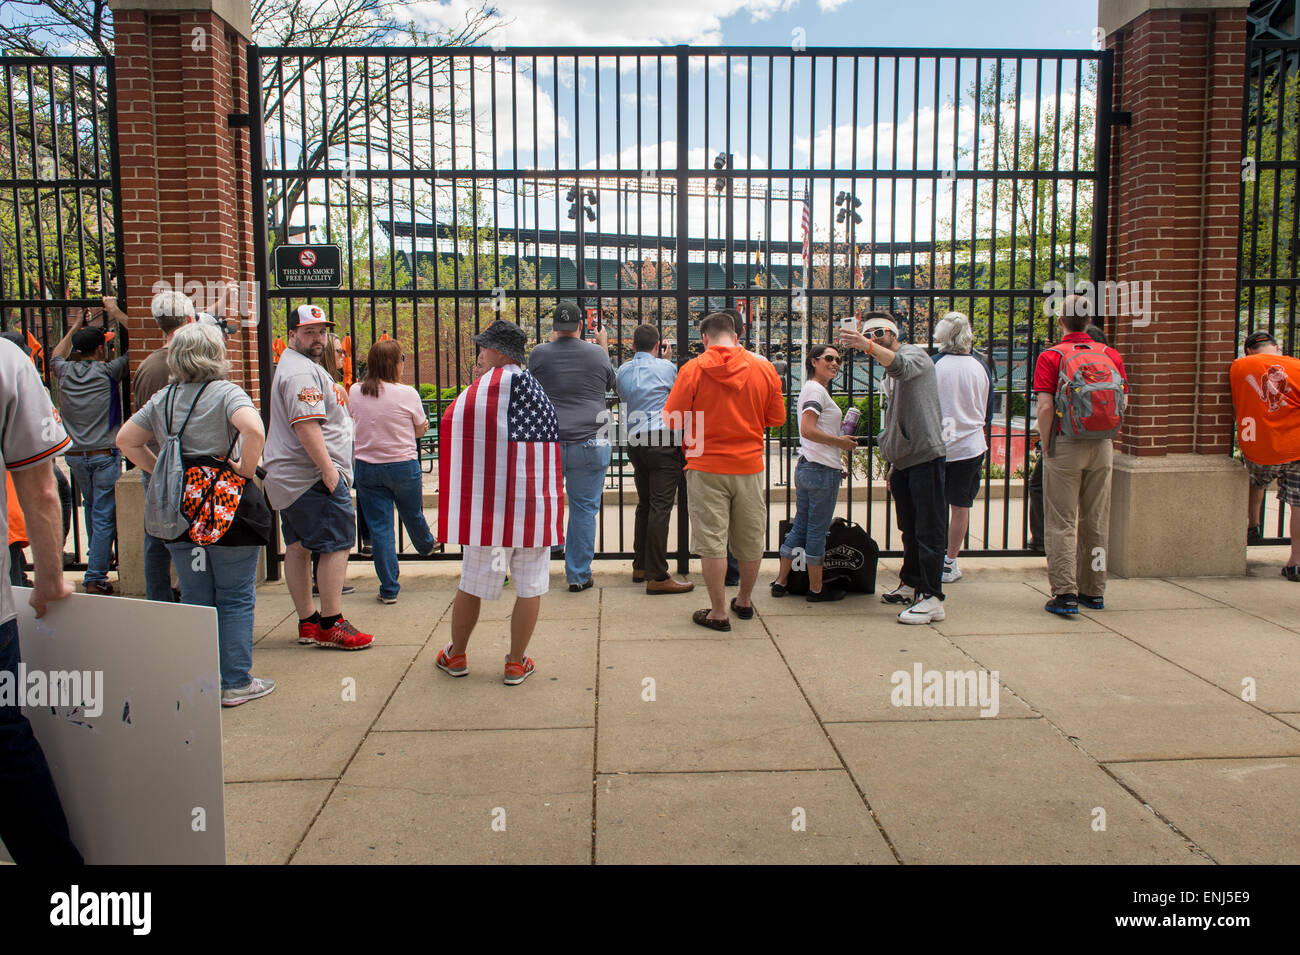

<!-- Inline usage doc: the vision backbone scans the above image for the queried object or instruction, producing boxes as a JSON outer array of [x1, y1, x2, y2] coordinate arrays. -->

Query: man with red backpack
[[1034, 294, 1128, 615]]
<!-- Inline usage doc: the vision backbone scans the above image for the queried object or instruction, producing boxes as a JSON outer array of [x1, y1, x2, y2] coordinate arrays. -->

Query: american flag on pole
[[800, 181, 812, 286], [438, 365, 565, 548]]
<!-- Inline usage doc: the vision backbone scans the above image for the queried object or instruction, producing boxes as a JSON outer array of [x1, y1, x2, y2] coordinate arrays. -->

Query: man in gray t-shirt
[[263, 304, 371, 651], [527, 303, 617, 591]]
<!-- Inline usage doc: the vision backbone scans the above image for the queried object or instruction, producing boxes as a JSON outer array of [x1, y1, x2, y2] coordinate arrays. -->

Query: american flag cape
[[438, 364, 565, 548]]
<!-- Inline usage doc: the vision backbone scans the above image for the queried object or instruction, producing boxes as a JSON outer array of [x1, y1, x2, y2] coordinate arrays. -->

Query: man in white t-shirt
[[931, 312, 992, 583]]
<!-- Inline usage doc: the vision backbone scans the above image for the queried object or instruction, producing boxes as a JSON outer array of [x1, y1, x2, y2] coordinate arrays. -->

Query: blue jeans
[[66, 452, 122, 584], [780, 458, 843, 565], [138, 471, 176, 602], [168, 542, 261, 690], [559, 440, 611, 586], [354, 458, 435, 599], [0, 618, 83, 863]]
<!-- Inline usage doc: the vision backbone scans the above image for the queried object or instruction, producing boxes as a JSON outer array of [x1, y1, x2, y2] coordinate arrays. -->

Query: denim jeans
[[890, 457, 948, 600], [354, 458, 435, 599], [167, 542, 261, 690], [780, 458, 843, 565], [138, 471, 176, 602], [67, 452, 122, 584], [559, 440, 611, 586], [0, 618, 83, 864]]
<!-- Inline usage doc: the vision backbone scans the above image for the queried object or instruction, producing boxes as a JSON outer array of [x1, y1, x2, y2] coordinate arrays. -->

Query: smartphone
[[840, 316, 858, 331]]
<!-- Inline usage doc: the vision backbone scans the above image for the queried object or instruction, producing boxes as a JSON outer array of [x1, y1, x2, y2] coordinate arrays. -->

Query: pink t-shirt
[[348, 381, 427, 464]]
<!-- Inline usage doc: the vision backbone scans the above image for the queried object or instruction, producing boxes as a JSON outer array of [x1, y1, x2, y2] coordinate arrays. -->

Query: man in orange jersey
[[663, 310, 785, 630], [1231, 330, 1300, 579]]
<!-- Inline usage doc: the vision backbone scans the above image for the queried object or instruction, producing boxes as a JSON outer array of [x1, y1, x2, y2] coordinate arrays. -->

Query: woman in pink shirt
[[349, 340, 438, 604]]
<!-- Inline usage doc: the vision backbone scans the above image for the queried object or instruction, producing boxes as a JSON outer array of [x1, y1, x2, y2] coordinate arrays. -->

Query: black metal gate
[[1239, 37, 1299, 545], [249, 45, 1112, 569], [0, 55, 126, 571]]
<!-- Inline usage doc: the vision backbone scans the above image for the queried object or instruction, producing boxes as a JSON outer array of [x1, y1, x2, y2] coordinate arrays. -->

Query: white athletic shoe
[[221, 677, 276, 707], [881, 583, 916, 605], [897, 595, 946, 625], [942, 559, 963, 583]]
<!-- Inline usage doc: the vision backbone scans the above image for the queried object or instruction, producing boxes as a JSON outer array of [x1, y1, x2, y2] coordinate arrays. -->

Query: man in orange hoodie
[[663, 310, 785, 630]]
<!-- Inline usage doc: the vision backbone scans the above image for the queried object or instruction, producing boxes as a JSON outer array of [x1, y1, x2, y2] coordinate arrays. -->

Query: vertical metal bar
[[1091, 49, 1115, 290], [675, 47, 690, 573]]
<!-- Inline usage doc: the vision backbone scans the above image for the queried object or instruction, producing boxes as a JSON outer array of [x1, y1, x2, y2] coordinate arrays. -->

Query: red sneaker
[[436, 642, 468, 677], [314, 618, 374, 651], [503, 655, 535, 686], [297, 619, 322, 645]]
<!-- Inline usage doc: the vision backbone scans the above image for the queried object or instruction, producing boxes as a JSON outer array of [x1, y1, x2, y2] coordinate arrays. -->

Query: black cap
[[71, 326, 106, 354], [551, 302, 583, 332], [472, 319, 527, 366], [1244, 330, 1276, 352], [0, 331, 29, 356]]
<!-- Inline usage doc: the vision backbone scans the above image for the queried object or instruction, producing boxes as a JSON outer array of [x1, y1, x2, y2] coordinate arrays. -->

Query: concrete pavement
[[222, 549, 1300, 864]]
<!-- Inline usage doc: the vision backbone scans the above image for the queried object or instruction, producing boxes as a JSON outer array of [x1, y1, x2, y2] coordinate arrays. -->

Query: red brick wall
[[114, 11, 259, 405], [1106, 9, 1246, 456]]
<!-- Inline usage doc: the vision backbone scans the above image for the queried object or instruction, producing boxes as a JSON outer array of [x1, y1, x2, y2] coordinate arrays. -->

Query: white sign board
[[0, 591, 226, 864]]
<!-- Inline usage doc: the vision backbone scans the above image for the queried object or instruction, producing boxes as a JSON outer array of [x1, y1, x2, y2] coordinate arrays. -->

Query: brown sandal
[[692, 608, 731, 631]]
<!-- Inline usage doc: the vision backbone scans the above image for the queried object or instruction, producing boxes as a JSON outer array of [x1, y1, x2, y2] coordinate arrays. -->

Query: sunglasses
[[867, 328, 890, 340], [820, 355, 842, 364]]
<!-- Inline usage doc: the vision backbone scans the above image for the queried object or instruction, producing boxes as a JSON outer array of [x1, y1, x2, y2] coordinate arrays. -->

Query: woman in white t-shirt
[[932, 312, 992, 584], [771, 343, 859, 602], [348, 340, 438, 604]]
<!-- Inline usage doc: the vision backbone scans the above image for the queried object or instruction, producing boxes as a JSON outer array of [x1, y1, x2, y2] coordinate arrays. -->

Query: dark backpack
[[777, 517, 879, 595]]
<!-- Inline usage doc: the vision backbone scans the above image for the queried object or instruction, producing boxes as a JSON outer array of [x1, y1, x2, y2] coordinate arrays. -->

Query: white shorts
[[459, 545, 551, 600]]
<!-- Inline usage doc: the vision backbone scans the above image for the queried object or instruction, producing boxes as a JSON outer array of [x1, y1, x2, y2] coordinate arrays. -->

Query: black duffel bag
[[776, 516, 879, 595]]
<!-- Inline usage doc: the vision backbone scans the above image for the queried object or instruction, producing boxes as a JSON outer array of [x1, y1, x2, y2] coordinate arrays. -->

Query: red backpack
[[1050, 341, 1126, 446]]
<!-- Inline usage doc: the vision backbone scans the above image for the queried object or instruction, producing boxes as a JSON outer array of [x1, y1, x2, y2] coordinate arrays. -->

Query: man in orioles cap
[[263, 303, 373, 649]]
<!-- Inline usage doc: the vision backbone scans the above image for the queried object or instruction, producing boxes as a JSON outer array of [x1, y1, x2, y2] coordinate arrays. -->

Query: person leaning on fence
[[131, 291, 197, 602], [0, 334, 82, 864], [117, 323, 276, 706], [1033, 293, 1129, 615], [50, 301, 130, 596], [263, 304, 374, 651], [435, 320, 564, 686], [615, 322, 694, 595], [348, 339, 439, 605], [839, 312, 949, 625], [663, 310, 786, 631], [931, 312, 993, 585], [771, 343, 858, 602], [527, 302, 617, 592], [1230, 329, 1300, 579]]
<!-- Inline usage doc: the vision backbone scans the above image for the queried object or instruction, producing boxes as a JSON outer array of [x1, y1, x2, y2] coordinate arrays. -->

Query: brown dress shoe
[[83, 581, 115, 596], [646, 577, 695, 595], [631, 571, 646, 583]]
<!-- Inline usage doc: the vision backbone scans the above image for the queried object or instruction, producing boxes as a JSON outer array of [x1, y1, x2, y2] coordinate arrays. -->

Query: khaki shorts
[[685, 469, 767, 561]]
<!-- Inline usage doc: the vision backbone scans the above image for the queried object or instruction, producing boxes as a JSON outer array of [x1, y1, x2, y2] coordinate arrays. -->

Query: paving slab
[[1275, 713, 1300, 731], [951, 631, 1300, 762], [597, 638, 840, 772], [931, 581, 1108, 635], [766, 617, 1036, 722], [374, 619, 597, 731], [1107, 757, 1300, 864], [830, 719, 1207, 864], [256, 593, 446, 648], [292, 729, 592, 864], [1166, 575, 1300, 634], [252, 591, 296, 641], [1097, 607, 1300, 711], [601, 587, 767, 639], [1021, 576, 1224, 612], [224, 780, 334, 865], [473, 578, 603, 622], [594, 769, 896, 864], [222, 644, 419, 782]]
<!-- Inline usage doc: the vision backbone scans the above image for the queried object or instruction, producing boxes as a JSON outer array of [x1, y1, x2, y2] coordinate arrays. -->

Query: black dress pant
[[627, 440, 683, 581], [890, 456, 948, 600]]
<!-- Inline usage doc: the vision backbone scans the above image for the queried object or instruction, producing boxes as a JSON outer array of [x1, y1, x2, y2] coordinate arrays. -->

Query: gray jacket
[[878, 344, 947, 470]]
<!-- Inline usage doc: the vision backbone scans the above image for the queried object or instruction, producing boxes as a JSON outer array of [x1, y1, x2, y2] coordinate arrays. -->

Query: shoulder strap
[[173, 380, 214, 443]]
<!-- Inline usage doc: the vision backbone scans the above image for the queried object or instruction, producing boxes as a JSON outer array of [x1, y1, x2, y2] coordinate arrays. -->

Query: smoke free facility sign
[[274, 243, 343, 289]]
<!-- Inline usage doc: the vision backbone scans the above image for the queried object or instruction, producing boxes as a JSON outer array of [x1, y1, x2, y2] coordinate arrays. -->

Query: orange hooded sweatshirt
[[663, 345, 786, 474]]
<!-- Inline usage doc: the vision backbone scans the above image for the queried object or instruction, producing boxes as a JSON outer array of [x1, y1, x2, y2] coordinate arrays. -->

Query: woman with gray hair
[[116, 323, 274, 706], [932, 312, 992, 583]]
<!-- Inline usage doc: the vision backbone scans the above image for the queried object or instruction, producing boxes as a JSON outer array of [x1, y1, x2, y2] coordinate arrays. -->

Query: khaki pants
[[1043, 437, 1113, 597]]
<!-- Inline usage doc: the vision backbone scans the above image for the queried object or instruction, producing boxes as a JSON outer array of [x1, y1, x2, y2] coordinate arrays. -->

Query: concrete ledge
[[1108, 453, 1247, 578], [109, 0, 253, 40], [1099, 0, 1250, 36]]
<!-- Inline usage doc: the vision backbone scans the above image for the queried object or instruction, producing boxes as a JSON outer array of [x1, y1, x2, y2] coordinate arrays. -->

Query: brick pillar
[[1100, 0, 1251, 576], [110, 0, 258, 595]]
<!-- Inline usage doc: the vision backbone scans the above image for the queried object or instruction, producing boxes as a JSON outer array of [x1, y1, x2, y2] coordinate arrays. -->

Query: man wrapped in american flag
[[436, 319, 564, 686]]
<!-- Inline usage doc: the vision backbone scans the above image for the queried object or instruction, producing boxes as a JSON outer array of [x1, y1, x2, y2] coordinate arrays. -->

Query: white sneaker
[[897, 595, 946, 625], [881, 583, 916, 605], [221, 677, 276, 707], [942, 559, 963, 583]]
